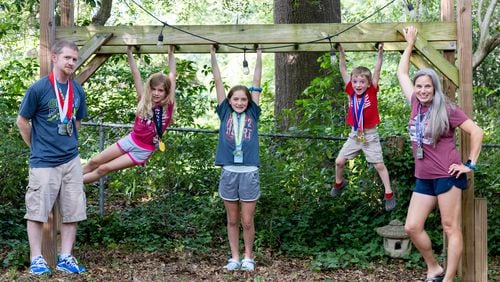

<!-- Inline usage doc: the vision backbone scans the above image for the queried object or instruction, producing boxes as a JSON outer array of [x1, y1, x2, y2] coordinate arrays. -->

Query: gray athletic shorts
[[337, 127, 384, 163], [116, 133, 154, 166], [218, 168, 260, 201], [24, 156, 87, 223]]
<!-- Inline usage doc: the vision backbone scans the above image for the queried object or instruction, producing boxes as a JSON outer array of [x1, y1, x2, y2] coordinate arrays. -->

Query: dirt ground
[[0, 248, 470, 282]]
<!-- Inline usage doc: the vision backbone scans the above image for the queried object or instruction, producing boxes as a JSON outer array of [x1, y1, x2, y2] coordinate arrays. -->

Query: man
[[16, 40, 87, 275]]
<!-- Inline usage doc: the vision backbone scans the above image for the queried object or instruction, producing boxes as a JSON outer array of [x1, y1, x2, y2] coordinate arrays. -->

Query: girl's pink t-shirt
[[131, 103, 174, 150]]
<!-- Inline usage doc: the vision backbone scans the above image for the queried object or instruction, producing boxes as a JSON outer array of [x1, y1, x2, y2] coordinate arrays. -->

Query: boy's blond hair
[[351, 66, 372, 83]]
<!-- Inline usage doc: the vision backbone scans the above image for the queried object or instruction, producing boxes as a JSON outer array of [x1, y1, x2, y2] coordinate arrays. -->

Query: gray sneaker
[[330, 180, 346, 198], [385, 196, 396, 211]]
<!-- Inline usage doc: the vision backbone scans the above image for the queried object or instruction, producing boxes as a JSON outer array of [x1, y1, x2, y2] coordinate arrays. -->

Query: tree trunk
[[274, 0, 340, 131], [92, 0, 113, 26]]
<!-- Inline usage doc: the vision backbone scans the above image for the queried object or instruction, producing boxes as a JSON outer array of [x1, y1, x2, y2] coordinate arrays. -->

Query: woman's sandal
[[240, 258, 255, 271], [425, 271, 445, 282], [223, 258, 241, 271]]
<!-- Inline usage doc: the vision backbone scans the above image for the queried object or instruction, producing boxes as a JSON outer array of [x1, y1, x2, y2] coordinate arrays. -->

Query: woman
[[397, 26, 483, 282]]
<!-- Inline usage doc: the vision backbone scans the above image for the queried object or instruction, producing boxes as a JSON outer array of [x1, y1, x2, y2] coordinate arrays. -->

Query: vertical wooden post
[[475, 198, 488, 281], [457, 0, 474, 281], [439, 1, 455, 271], [39, 0, 57, 268], [441, 0, 457, 100]]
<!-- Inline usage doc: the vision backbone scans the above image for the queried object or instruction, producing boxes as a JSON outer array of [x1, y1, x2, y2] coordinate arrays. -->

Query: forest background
[[0, 0, 498, 280]]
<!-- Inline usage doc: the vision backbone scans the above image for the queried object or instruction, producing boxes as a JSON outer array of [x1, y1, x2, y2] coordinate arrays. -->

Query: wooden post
[[39, 0, 57, 268], [441, 0, 457, 99], [475, 198, 488, 281], [457, 0, 474, 281]]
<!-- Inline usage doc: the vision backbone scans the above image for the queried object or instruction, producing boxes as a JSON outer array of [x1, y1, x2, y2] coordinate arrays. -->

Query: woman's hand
[[448, 163, 471, 178]]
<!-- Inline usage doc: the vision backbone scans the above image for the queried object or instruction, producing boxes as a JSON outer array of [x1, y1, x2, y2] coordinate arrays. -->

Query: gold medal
[[359, 134, 366, 143], [159, 140, 166, 152]]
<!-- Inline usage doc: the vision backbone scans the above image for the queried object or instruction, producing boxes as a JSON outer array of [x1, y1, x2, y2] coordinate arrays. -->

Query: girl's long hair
[[413, 68, 452, 145], [136, 72, 174, 119]]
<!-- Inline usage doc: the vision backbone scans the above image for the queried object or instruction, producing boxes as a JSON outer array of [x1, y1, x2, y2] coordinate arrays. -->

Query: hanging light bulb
[[242, 49, 250, 75], [405, 0, 416, 19], [330, 48, 337, 65], [157, 24, 165, 47]]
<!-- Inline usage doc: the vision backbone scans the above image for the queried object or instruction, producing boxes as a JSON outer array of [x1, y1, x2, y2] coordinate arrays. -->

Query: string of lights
[[126, 0, 413, 73]]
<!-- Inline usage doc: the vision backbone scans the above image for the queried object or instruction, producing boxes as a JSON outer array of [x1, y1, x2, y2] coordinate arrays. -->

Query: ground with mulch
[[3, 247, 486, 282]]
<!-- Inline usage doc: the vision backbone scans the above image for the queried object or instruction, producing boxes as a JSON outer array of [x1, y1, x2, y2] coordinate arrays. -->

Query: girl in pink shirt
[[83, 45, 176, 184]]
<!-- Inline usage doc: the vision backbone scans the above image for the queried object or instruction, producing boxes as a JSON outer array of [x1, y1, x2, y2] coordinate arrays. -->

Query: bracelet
[[464, 159, 476, 171], [248, 86, 263, 92]]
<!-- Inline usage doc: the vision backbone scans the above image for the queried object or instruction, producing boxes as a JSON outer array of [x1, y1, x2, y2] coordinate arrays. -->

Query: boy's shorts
[[414, 174, 468, 196], [24, 156, 87, 223], [337, 127, 384, 163], [117, 134, 154, 166], [218, 167, 260, 201]]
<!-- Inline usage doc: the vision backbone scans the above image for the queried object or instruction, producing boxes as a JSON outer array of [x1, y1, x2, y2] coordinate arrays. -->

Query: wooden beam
[[76, 33, 113, 70], [75, 55, 111, 84], [55, 22, 457, 53], [475, 198, 488, 282], [400, 30, 459, 86], [457, 0, 474, 280], [409, 53, 432, 69], [89, 41, 456, 54]]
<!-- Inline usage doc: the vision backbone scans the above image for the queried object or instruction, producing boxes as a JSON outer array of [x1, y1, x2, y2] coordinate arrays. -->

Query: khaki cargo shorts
[[24, 156, 87, 223]]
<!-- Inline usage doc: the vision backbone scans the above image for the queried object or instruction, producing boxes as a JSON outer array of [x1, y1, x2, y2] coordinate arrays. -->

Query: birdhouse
[[375, 219, 412, 258]]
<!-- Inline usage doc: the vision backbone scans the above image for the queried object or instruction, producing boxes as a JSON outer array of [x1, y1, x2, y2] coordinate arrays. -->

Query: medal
[[358, 133, 366, 143], [159, 140, 166, 152], [66, 120, 73, 136], [233, 149, 243, 163], [416, 147, 424, 159]]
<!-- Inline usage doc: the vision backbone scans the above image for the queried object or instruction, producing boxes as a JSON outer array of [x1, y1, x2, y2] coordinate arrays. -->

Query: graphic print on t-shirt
[[225, 114, 254, 142]]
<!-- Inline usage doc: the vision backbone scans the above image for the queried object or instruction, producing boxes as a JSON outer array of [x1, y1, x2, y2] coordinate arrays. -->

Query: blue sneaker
[[56, 255, 86, 273], [29, 255, 51, 275]]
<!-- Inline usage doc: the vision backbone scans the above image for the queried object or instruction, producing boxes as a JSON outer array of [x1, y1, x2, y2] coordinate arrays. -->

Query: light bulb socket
[[242, 60, 248, 68], [407, 3, 414, 11]]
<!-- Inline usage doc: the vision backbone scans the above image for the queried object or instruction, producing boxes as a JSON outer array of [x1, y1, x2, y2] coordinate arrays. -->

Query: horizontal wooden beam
[[56, 22, 456, 54]]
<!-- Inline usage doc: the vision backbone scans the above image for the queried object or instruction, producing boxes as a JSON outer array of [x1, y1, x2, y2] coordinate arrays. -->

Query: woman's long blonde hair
[[413, 68, 453, 145], [136, 72, 174, 119]]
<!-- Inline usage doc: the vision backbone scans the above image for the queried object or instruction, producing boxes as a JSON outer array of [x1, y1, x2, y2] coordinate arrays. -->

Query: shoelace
[[62, 256, 78, 267], [32, 257, 47, 267]]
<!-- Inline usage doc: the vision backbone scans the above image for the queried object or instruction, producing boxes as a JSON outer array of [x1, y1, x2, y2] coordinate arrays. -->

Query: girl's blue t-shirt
[[18, 76, 87, 168], [215, 99, 261, 166]]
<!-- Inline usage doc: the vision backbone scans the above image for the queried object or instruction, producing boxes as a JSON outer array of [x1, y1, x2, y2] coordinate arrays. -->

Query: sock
[[334, 181, 344, 189], [385, 192, 394, 199], [59, 253, 71, 260]]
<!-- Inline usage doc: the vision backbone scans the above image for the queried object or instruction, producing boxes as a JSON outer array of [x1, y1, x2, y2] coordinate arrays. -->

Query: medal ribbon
[[153, 106, 164, 139], [416, 103, 429, 148], [48, 72, 73, 123], [352, 93, 366, 133], [232, 112, 246, 149]]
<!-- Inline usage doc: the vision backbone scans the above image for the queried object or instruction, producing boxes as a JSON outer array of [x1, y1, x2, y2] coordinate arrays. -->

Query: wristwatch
[[464, 159, 476, 171]]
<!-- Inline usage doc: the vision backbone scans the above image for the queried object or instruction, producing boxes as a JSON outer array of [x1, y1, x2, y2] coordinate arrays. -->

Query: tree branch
[[473, 0, 499, 69]]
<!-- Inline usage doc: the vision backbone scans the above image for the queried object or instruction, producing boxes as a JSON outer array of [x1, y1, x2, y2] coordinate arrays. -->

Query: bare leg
[[240, 201, 257, 259], [27, 220, 44, 259], [60, 222, 78, 255], [83, 144, 136, 184], [224, 200, 240, 261], [335, 156, 347, 184], [405, 192, 444, 278], [373, 162, 392, 193], [437, 187, 462, 282]]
